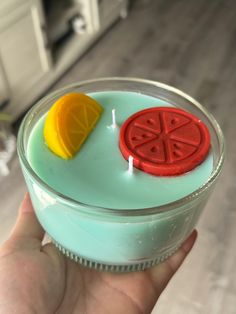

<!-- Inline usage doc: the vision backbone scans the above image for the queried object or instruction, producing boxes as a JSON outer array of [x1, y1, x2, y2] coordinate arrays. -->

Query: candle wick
[[128, 156, 134, 174], [111, 109, 117, 129]]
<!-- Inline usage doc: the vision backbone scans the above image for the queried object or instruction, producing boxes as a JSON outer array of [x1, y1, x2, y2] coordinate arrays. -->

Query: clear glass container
[[17, 78, 225, 272]]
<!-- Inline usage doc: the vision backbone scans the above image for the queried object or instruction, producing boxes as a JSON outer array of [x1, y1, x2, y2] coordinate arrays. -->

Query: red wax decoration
[[119, 107, 211, 176]]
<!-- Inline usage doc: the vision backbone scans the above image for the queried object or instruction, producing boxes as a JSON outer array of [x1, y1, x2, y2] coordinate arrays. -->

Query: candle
[[111, 108, 117, 129], [128, 155, 134, 174], [18, 78, 224, 272]]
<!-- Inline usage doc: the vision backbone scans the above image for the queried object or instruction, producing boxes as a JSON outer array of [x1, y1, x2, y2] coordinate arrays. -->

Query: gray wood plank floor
[[0, 0, 235, 313]]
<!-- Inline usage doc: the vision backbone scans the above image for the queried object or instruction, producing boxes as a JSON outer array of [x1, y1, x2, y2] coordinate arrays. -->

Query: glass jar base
[[52, 239, 180, 272]]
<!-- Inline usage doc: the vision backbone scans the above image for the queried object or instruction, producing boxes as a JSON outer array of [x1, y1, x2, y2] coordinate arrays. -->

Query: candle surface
[[27, 91, 213, 209]]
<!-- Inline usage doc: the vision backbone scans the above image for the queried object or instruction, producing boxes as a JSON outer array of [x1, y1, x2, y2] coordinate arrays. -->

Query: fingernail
[[20, 193, 34, 213], [182, 230, 198, 253]]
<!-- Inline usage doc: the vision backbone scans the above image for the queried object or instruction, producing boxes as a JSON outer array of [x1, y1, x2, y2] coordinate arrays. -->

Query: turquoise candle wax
[[18, 79, 224, 272], [27, 91, 213, 209]]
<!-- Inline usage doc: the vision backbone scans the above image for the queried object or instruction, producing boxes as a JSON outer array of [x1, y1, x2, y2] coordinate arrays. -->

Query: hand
[[0, 193, 197, 314]]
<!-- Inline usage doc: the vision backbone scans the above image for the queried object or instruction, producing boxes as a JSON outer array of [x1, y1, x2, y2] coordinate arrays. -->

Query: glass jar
[[17, 78, 225, 272]]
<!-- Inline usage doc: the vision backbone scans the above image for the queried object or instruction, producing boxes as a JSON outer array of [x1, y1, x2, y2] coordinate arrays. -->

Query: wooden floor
[[1, 0, 236, 313]]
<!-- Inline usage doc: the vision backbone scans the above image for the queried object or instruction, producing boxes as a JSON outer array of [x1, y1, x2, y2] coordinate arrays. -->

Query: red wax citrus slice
[[119, 107, 211, 176]]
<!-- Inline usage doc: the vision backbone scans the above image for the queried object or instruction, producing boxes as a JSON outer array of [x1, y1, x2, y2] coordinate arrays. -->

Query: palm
[[57, 255, 160, 314], [0, 194, 197, 314]]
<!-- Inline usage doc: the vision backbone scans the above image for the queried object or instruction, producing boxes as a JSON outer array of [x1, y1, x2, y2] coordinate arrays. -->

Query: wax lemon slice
[[44, 93, 103, 159]]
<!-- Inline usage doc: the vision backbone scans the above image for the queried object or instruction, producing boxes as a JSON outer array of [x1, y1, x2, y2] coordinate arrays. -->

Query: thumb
[[10, 192, 45, 242]]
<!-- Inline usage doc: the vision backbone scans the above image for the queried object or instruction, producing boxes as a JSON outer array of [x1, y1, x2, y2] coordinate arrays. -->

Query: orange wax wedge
[[44, 93, 103, 159]]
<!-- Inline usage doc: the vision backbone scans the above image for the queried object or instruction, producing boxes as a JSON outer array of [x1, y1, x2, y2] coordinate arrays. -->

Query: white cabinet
[[0, 2, 51, 101], [0, 0, 129, 118], [0, 62, 9, 107]]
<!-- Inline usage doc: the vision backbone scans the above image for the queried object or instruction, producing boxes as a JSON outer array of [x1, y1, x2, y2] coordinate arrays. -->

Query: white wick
[[111, 109, 117, 129], [128, 156, 134, 174]]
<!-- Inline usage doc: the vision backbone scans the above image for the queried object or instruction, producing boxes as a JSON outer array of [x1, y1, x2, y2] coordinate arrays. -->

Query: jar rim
[[17, 77, 225, 217]]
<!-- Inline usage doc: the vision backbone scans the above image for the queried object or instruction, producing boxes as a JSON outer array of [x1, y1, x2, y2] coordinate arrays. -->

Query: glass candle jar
[[17, 78, 225, 272]]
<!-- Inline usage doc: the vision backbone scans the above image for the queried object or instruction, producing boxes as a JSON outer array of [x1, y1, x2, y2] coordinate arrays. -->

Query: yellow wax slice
[[44, 93, 103, 159]]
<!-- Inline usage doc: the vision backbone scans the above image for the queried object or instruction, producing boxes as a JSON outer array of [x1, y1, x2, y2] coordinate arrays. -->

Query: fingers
[[10, 193, 45, 242], [147, 230, 197, 295]]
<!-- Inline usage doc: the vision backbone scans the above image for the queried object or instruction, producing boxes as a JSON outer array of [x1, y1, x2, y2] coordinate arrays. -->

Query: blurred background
[[0, 0, 235, 313]]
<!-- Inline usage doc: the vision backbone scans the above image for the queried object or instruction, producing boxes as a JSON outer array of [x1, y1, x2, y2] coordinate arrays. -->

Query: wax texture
[[27, 91, 213, 209]]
